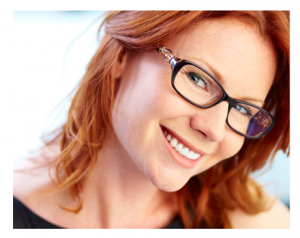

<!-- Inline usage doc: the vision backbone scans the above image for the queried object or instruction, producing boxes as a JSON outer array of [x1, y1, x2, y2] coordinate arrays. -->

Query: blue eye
[[187, 72, 207, 89], [233, 104, 252, 117]]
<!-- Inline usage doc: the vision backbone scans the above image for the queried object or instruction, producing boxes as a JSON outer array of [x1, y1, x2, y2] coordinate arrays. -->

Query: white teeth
[[175, 143, 183, 152], [194, 153, 201, 159], [186, 151, 195, 159], [163, 129, 201, 160], [179, 147, 189, 156], [170, 138, 178, 147]]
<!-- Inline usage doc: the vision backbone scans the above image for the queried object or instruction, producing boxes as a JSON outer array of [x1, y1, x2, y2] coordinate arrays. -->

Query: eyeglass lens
[[174, 64, 223, 106], [174, 64, 272, 137]]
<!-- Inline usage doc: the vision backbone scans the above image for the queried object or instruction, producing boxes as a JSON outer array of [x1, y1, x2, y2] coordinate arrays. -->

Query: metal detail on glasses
[[157, 46, 173, 61], [156, 45, 275, 139], [156, 46, 180, 69]]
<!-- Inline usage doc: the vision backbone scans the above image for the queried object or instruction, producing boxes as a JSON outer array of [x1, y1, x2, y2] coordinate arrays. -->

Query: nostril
[[191, 123, 207, 138], [191, 113, 226, 142], [197, 129, 207, 138]]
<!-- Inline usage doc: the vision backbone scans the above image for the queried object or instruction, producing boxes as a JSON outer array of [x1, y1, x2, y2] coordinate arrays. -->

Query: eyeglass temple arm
[[156, 46, 180, 70]]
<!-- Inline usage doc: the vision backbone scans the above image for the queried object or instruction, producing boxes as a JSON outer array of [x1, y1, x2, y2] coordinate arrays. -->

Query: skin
[[111, 18, 276, 192], [13, 17, 289, 228]]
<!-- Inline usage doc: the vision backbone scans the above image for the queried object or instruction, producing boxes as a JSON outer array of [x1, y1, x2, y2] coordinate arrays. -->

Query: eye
[[187, 72, 207, 90], [233, 104, 252, 117]]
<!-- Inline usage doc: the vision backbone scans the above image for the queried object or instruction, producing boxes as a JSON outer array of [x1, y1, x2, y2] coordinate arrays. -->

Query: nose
[[190, 101, 229, 142]]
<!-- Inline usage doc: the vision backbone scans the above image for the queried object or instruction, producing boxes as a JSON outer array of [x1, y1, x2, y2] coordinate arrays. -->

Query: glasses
[[156, 46, 274, 139]]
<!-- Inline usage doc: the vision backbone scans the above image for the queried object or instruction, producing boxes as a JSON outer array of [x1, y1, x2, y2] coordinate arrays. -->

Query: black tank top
[[13, 197, 184, 228]]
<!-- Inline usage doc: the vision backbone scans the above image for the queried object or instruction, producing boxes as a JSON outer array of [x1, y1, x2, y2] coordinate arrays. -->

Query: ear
[[114, 49, 127, 79]]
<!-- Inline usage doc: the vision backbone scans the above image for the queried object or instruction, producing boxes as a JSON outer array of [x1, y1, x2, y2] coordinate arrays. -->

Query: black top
[[13, 197, 184, 229]]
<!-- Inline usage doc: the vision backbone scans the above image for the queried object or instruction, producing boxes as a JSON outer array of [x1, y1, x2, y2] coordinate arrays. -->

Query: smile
[[163, 130, 201, 160], [160, 126, 205, 168]]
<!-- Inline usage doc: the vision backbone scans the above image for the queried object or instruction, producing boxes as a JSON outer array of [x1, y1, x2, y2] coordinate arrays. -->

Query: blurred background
[[11, 11, 290, 208]]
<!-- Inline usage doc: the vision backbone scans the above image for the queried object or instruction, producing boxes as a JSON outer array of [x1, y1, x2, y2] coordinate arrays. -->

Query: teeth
[[170, 138, 178, 147], [186, 151, 195, 159], [193, 153, 200, 159], [175, 143, 183, 152], [180, 147, 189, 156], [163, 129, 201, 160]]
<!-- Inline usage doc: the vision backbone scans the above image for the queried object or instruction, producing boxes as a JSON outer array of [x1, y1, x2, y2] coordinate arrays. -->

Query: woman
[[13, 11, 290, 228]]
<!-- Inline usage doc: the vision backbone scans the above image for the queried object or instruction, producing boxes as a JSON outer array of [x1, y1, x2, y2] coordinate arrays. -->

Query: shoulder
[[13, 143, 61, 206], [13, 143, 72, 227], [228, 198, 290, 229]]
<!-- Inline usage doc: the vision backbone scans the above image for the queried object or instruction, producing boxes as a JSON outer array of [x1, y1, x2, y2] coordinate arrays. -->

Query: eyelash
[[234, 104, 253, 118], [183, 70, 210, 92]]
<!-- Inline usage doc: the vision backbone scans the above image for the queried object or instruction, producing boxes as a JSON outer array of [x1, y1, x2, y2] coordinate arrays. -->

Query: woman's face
[[111, 18, 277, 191]]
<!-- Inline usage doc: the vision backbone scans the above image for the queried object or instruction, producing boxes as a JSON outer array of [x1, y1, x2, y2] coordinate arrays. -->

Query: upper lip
[[161, 125, 208, 156]]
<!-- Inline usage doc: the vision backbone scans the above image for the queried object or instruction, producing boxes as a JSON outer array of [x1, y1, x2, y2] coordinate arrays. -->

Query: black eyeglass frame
[[156, 46, 275, 139]]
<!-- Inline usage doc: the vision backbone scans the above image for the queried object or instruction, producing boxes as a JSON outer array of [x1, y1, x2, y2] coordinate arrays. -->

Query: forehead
[[167, 17, 277, 105]]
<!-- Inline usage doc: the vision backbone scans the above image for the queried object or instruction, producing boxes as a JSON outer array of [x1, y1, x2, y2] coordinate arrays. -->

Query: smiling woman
[[13, 11, 290, 229]]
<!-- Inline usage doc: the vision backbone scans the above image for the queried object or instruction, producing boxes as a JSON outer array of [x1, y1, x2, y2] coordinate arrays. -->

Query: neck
[[78, 133, 178, 228]]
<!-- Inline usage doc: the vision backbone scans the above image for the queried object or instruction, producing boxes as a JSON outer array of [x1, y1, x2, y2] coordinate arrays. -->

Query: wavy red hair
[[44, 11, 290, 228]]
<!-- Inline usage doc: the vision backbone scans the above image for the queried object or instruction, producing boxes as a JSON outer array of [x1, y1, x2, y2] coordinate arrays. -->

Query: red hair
[[44, 11, 290, 228]]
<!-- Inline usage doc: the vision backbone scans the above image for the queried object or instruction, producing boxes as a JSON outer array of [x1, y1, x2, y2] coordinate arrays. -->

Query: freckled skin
[[112, 18, 277, 192]]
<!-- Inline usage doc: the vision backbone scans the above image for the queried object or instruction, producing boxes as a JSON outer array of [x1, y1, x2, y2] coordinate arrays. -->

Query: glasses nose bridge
[[216, 92, 236, 109], [219, 93, 236, 105]]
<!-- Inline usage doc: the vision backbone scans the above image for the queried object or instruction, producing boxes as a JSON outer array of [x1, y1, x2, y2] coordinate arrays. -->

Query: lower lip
[[159, 125, 201, 169]]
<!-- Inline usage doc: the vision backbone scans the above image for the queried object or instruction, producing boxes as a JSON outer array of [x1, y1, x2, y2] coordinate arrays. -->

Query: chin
[[145, 167, 191, 193], [153, 179, 187, 193]]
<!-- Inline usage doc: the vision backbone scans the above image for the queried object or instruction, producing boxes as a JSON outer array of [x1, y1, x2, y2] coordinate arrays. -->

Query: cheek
[[217, 130, 245, 161], [111, 64, 168, 157], [114, 52, 180, 130], [192, 131, 245, 177]]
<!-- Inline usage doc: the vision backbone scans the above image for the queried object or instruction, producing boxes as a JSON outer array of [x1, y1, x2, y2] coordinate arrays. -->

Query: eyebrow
[[185, 55, 265, 105], [237, 97, 264, 106], [186, 55, 226, 85]]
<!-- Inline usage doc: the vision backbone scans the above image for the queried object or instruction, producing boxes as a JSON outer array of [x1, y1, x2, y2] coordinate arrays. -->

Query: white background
[[9, 11, 290, 207]]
